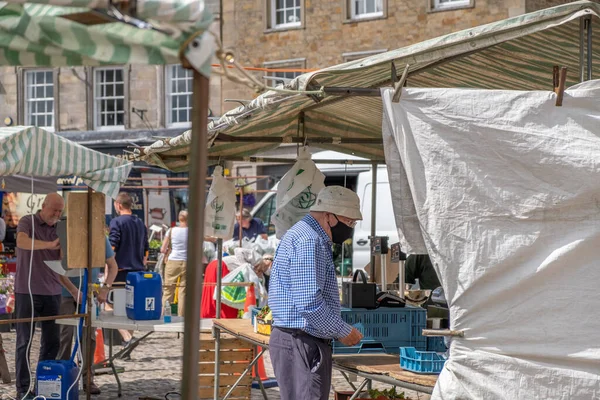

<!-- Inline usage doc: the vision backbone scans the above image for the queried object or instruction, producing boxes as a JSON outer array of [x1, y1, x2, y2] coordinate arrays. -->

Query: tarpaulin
[[382, 81, 600, 399]]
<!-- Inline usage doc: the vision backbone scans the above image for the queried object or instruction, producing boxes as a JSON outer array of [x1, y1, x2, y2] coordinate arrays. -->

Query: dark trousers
[[15, 293, 61, 394], [57, 297, 96, 377], [269, 327, 333, 400]]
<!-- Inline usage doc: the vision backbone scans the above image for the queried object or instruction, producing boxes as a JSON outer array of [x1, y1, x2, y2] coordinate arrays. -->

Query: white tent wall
[[381, 82, 600, 399]]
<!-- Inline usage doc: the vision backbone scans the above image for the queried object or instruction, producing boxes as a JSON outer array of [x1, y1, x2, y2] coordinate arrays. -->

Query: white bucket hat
[[310, 186, 363, 220]]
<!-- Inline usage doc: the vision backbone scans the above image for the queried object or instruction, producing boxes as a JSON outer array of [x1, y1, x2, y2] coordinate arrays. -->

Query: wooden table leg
[[0, 334, 11, 383]]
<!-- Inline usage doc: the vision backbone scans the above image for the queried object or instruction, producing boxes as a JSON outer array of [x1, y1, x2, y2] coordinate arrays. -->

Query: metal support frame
[[214, 237, 223, 399], [181, 71, 210, 400], [214, 133, 382, 145], [208, 156, 385, 165], [587, 17, 593, 81], [85, 187, 94, 400], [369, 163, 378, 282], [215, 238, 223, 319], [349, 378, 370, 400], [220, 347, 268, 400], [334, 364, 435, 395]]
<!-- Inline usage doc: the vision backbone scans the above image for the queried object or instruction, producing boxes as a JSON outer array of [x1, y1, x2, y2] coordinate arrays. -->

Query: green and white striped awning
[[138, 0, 600, 171], [0, 0, 213, 75], [0, 126, 133, 198]]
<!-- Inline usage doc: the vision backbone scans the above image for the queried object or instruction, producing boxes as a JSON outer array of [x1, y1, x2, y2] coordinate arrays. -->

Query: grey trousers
[[57, 296, 96, 376], [269, 327, 333, 400]]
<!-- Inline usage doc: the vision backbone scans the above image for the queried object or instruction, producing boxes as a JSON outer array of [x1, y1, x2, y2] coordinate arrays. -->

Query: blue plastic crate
[[400, 347, 446, 374], [427, 337, 448, 353], [334, 306, 427, 353]]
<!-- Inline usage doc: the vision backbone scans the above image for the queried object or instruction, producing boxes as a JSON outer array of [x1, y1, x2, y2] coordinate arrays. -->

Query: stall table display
[[212, 318, 438, 400], [58, 312, 213, 397]]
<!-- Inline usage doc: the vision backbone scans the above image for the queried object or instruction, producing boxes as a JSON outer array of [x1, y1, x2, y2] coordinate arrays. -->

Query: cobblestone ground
[[0, 329, 431, 400]]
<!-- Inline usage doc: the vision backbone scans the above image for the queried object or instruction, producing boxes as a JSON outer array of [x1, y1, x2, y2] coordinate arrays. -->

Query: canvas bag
[[271, 147, 325, 238], [204, 166, 237, 239]]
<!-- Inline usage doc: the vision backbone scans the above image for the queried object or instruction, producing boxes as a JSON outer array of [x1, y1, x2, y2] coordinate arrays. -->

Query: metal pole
[[399, 260, 405, 300], [213, 327, 222, 400], [369, 163, 377, 283], [587, 17, 593, 81], [238, 186, 244, 247], [215, 238, 223, 318], [580, 17, 586, 82], [85, 188, 93, 400], [181, 71, 210, 400]]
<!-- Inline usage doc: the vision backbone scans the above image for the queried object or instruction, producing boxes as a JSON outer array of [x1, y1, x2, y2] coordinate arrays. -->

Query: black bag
[[342, 270, 377, 309]]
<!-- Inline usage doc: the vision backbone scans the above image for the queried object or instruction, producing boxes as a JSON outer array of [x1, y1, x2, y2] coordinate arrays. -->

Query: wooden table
[[333, 354, 438, 397], [212, 319, 438, 399]]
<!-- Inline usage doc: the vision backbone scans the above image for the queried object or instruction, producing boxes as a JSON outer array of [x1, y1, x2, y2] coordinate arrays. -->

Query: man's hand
[[47, 238, 61, 250], [339, 328, 363, 346], [97, 286, 109, 304]]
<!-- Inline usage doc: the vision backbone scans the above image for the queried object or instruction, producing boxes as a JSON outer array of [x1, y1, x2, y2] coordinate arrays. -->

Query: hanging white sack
[[204, 166, 237, 239], [271, 147, 325, 238]]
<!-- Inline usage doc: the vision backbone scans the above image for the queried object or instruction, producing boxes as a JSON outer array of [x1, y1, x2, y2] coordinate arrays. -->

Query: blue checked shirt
[[268, 214, 353, 340]]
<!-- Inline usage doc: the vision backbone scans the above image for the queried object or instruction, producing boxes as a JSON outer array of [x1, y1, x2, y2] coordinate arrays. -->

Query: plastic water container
[[36, 360, 79, 399], [126, 271, 162, 320]]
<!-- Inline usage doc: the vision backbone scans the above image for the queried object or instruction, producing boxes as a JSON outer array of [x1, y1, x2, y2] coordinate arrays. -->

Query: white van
[[250, 150, 399, 274]]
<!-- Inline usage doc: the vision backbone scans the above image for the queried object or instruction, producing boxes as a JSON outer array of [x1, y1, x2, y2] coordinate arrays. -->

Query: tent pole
[[181, 71, 210, 400], [587, 17, 593, 81], [580, 17, 586, 82], [85, 187, 93, 400], [369, 163, 377, 283]]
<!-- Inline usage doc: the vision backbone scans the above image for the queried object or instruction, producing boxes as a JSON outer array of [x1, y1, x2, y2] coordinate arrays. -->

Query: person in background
[[200, 249, 271, 319], [14, 193, 83, 400], [108, 192, 149, 360], [57, 235, 118, 395], [232, 208, 268, 241], [0, 212, 5, 242], [404, 254, 441, 291], [161, 210, 188, 317], [2, 211, 18, 254], [268, 186, 364, 400]]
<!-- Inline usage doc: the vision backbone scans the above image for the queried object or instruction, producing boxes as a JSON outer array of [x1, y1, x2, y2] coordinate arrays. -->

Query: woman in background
[[161, 210, 188, 317]]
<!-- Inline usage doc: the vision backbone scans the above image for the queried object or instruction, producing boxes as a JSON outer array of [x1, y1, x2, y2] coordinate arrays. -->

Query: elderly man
[[232, 208, 268, 241], [14, 193, 82, 399], [269, 186, 364, 400]]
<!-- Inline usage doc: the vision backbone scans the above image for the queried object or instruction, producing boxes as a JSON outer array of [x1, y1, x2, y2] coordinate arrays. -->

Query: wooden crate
[[198, 333, 254, 400]]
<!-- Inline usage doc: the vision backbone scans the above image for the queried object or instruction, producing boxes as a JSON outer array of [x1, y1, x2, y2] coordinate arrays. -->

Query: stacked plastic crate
[[333, 306, 427, 354]]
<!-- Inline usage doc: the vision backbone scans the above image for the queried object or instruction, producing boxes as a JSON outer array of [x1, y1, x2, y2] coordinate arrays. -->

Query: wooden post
[[181, 71, 210, 400], [85, 187, 94, 400]]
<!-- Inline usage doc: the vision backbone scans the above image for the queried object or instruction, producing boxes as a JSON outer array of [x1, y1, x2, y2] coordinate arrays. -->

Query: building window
[[430, 0, 473, 11], [166, 64, 193, 127], [94, 67, 125, 129], [264, 58, 306, 86], [343, 49, 388, 63], [266, 0, 303, 30], [347, 0, 384, 20], [24, 70, 54, 130]]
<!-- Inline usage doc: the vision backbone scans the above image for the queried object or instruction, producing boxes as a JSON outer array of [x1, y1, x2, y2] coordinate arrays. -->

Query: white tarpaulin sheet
[[381, 81, 600, 399]]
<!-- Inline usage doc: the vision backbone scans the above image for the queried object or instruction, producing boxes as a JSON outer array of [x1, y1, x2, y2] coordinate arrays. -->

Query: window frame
[[93, 66, 127, 131], [165, 64, 193, 129], [429, 0, 474, 12], [344, 0, 387, 22], [20, 68, 58, 131], [265, 0, 305, 32], [263, 58, 306, 87]]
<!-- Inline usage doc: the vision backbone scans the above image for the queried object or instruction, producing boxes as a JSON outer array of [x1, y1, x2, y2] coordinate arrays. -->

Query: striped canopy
[[0, 126, 133, 198], [0, 0, 213, 75], [138, 0, 600, 171]]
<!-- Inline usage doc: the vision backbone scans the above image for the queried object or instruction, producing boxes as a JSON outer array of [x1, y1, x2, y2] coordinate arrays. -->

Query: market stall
[[0, 1, 215, 398], [136, 2, 600, 399]]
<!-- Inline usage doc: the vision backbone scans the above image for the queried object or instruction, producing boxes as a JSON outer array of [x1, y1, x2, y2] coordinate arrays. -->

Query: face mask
[[329, 215, 354, 244]]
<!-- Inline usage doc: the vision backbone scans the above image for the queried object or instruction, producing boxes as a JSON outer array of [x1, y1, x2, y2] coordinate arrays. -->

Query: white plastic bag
[[204, 166, 237, 239], [216, 262, 266, 310], [271, 147, 325, 238]]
